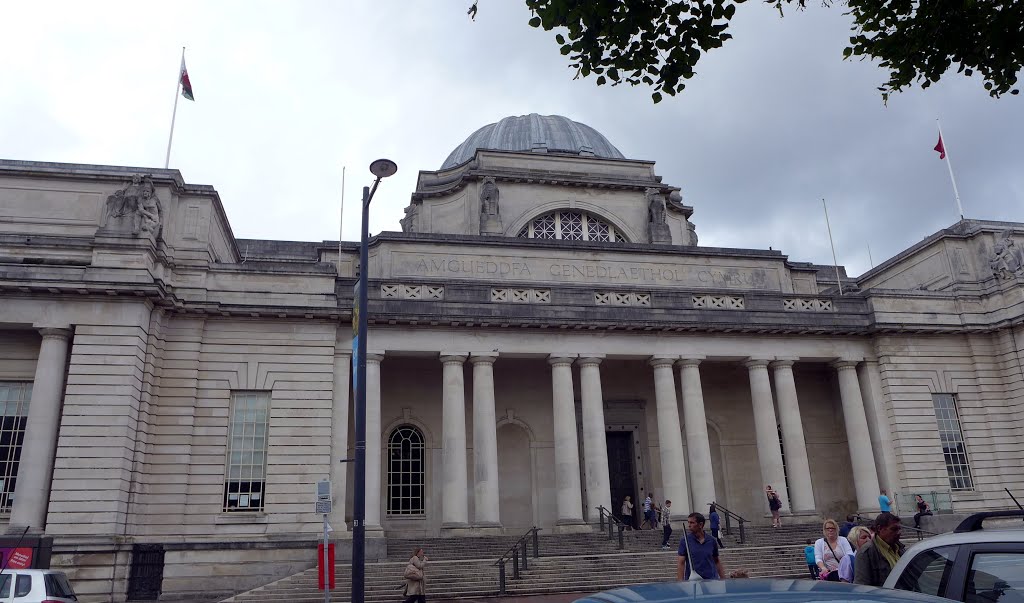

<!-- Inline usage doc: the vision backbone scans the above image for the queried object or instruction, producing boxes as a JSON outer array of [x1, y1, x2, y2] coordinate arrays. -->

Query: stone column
[[470, 353, 501, 528], [10, 327, 72, 533], [677, 358, 715, 509], [578, 356, 611, 523], [549, 355, 585, 527], [650, 357, 690, 512], [770, 359, 815, 513], [833, 360, 881, 512], [440, 354, 469, 528], [858, 360, 899, 493], [365, 353, 384, 531], [745, 358, 790, 512], [329, 349, 351, 530]]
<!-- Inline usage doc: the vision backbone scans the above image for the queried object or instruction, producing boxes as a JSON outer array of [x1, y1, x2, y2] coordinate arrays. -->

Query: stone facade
[[1, 118, 1023, 601]]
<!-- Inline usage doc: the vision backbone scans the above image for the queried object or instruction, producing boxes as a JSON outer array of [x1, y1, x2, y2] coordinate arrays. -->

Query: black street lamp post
[[352, 158, 397, 603]]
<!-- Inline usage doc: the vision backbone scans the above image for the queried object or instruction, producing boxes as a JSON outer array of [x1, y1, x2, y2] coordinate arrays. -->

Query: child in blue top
[[804, 539, 818, 579]]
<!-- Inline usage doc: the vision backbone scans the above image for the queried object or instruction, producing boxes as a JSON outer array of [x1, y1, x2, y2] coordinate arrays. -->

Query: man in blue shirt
[[677, 512, 724, 580], [878, 490, 892, 513]]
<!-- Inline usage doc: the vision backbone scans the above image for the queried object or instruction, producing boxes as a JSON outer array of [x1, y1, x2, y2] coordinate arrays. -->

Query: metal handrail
[[494, 526, 541, 595], [711, 501, 747, 544], [595, 506, 627, 549]]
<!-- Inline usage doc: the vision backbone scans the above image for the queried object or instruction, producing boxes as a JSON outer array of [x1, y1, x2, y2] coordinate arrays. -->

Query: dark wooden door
[[606, 431, 637, 527]]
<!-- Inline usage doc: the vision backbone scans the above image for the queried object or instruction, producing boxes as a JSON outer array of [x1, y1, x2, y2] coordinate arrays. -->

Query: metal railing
[[494, 527, 541, 595], [893, 490, 954, 516], [596, 506, 627, 549], [711, 501, 747, 544]]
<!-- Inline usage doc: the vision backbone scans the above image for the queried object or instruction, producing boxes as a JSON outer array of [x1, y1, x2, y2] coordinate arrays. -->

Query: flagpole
[[822, 198, 843, 295], [867, 242, 874, 269], [164, 47, 185, 169], [338, 166, 346, 274], [936, 119, 964, 220]]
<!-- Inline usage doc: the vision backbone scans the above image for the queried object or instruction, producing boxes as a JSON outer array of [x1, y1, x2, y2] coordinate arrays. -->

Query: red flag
[[934, 135, 945, 159], [180, 56, 194, 101]]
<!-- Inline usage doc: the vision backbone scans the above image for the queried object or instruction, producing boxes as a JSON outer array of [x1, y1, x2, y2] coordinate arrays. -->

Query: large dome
[[441, 114, 625, 169]]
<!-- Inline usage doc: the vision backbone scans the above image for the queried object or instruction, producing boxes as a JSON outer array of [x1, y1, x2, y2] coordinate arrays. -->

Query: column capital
[[769, 359, 797, 369], [577, 355, 605, 367], [743, 358, 771, 369], [649, 355, 678, 368], [831, 359, 860, 371], [548, 354, 576, 366], [469, 353, 498, 365], [37, 327, 72, 341], [440, 354, 468, 365], [366, 352, 385, 364], [861, 357, 880, 366], [334, 349, 352, 359], [676, 356, 705, 368]]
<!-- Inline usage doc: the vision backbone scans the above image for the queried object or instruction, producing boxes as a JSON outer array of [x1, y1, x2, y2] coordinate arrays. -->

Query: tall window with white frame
[[0, 382, 31, 512], [931, 394, 974, 491], [224, 391, 270, 512], [387, 425, 425, 515]]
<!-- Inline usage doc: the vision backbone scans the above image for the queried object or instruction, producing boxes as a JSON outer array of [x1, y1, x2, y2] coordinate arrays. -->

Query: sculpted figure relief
[[646, 188, 672, 244], [479, 177, 503, 234], [102, 175, 162, 238], [989, 230, 1024, 279], [400, 203, 420, 233]]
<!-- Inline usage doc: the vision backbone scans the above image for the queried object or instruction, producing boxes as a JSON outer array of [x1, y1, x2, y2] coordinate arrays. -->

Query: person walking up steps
[[621, 495, 634, 529], [641, 492, 655, 529], [709, 504, 725, 549], [660, 500, 673, 549], [402, 547, 428, 603]]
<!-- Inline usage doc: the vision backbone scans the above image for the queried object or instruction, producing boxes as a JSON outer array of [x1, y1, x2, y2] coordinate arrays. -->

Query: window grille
[[0, 382, 31, 511], [387, 425, 425, 515], [931, 394, 974, 491], [517, 211, 620, 242], [224, 391, 270, 511]]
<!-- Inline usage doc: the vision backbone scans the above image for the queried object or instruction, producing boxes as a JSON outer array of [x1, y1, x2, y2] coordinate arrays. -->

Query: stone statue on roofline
[[479, 176, 502, 234], [989, 230, 1024, 280], [100, 174, 163, 239], [400, 202, 420, 233], [646, 188, 672, 244]]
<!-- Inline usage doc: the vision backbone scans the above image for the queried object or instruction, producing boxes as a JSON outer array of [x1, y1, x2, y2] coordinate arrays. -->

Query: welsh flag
[[180, 56, 194, 101], [934, 134, 945, 159]]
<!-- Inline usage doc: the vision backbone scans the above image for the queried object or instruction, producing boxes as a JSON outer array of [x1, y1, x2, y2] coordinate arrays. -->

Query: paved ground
[[435, 594, 594, 603]]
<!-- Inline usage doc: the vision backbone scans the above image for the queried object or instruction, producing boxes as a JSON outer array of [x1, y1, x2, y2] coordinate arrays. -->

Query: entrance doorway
[[606, 431, 637, 528]]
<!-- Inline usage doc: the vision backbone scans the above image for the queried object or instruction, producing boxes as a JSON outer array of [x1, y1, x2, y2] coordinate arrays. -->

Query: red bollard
[[318, 543, 335, 590]]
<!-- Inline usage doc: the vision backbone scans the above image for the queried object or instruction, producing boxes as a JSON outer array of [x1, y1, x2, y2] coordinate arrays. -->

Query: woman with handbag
[[765, 485, 783, 528], [402, 548, 428, 603], [814, 518, 854, 581]]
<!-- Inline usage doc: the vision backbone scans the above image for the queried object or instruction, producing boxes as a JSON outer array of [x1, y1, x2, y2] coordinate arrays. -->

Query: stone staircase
[[221, 524, 821, 603]]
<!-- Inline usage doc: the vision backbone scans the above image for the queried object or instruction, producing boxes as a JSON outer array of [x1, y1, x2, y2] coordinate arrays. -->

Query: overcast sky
[[2, 1, 1021, 277]]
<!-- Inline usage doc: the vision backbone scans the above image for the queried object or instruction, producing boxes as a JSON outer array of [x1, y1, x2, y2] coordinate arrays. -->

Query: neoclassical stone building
[[1, 114, 1022, 601]]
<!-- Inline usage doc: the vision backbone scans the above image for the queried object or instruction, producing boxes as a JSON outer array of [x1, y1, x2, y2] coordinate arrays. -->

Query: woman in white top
[[814, 518, 854, 580]]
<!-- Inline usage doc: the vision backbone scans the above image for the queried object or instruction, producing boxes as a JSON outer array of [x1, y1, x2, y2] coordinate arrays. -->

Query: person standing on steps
[[660, 500, 674, 549], [708, 504, 725, 549], [677, 512, 724, 580], [621, 495, 634, 529], [642, 492, 654, 529], [878, 489, 893, 513], [765, 485, 783, 528], [402, 547, 428, 603]]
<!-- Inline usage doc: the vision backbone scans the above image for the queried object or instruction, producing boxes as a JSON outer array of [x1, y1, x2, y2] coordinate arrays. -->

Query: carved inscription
[[392, 252, 777, 290]]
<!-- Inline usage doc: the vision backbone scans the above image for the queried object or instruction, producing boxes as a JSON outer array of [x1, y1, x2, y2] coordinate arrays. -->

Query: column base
[[787, 510, 822, 523], [364, 524, 386, 536], [554, 520, 592, 534]]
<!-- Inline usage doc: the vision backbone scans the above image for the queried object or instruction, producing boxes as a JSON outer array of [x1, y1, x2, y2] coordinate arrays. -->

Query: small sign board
[[316, 500, 332, 515], [316, 479, 332, 502]]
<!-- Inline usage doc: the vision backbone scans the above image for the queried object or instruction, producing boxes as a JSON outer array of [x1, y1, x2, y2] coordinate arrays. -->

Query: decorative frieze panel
[[490, 288, 551, 303], [692, 294, 744, 309], [594, 291, 651, 306], [381, 284, 444, 300], [783, 298, 834, 312]]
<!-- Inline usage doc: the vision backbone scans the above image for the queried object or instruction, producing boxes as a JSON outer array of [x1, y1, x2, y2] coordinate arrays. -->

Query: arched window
[[387, 425, 425, 515], [517, 211, 622, 242]]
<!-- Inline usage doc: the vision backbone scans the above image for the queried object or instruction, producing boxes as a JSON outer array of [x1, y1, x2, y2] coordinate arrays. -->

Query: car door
[[892, 545, 960, 598], [944, 543, 1024, 603], [0, 573, 11, 603]]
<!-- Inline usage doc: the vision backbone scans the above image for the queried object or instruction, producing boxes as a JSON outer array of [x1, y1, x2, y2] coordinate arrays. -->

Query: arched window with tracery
[[517, 210, 622, 242], [387, 424, 425, 515]]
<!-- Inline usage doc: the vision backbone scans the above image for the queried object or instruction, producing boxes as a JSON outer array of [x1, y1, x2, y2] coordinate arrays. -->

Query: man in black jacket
[[855, 512, 907, 586]]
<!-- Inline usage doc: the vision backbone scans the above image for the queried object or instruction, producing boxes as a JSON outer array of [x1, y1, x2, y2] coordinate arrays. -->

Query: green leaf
[[528, 16, 541, 28], [556, 34, 565, 44], [597, 75, 607, 85], [652, 92, 663, 103]]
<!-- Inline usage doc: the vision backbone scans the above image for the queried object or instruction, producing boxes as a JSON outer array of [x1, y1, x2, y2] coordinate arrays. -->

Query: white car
[[0, 569, 77, 603], [883, 510, 1024, 603]]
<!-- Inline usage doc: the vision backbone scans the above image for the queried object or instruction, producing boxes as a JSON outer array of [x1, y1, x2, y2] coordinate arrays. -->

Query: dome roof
[[441, 114, 625, 169]]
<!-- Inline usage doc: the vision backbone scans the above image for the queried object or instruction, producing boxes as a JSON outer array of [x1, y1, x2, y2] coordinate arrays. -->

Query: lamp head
[[369, 159, 398, 179]]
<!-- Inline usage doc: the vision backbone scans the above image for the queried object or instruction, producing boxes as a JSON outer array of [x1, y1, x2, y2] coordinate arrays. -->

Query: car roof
[[574, 579, 955, 603], [902, 526, 1024, 553], [0, 569, 67, 575]]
